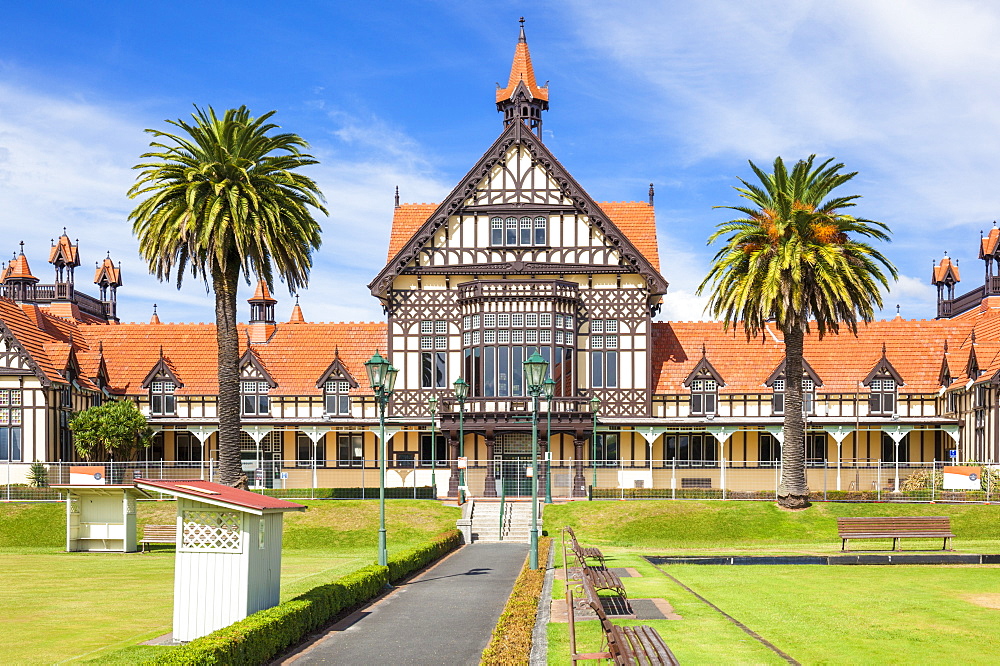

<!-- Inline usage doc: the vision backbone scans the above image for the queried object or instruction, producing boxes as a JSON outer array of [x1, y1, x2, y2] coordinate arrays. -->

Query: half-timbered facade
[[0, 26, 997, 494]]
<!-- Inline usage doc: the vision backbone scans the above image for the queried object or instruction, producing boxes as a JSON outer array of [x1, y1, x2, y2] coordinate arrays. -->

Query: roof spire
[[496, 18, 549, 139], [648, 183, 655, 206], [394, 185, 400, 208], [150, 303, 161, 325]]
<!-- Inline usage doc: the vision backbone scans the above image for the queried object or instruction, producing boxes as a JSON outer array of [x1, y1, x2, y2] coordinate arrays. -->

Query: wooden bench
[[837, 517, 955, 551], [566, 526, 607, 567], [573, 568, 678, 665], [139, 524, 177, 551]]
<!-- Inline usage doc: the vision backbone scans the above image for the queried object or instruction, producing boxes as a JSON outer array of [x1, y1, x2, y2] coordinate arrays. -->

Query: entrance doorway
[[495, 433, 536, 497]]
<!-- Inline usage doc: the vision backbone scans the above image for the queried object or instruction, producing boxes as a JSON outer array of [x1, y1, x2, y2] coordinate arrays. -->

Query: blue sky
[[2, 1, 999, 325]]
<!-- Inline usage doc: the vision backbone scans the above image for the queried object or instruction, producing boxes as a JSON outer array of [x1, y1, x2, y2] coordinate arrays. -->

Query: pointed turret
[[496, 18, 549, 138], [49, 229, 80, 284], [289, 296, 305, 323], [2, 243, 39, 303], [93, 253, 122, 322], [150, 304, 161, 325], [932, 253, 960, 299], [248, 279, 277, 342]]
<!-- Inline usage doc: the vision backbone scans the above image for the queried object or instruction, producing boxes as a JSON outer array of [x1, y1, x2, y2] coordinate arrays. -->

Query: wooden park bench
[[837, 516, 955, 552], [571, 567, 679, 665], [139, 524, 177, 551], [565, 526, 607, 568]]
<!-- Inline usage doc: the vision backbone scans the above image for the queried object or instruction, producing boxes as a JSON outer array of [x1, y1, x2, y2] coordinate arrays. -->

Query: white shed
[[52, 484, 150, 552], [133, 478, 306, 642]]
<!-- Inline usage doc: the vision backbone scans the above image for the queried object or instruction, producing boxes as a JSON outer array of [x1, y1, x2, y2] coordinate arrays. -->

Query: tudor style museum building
[[1, 28, 998, 497]]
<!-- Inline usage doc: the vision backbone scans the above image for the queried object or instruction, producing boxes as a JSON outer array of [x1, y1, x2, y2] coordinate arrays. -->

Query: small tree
[[26, 461, 49, 488], [70, 400, 152, 461]]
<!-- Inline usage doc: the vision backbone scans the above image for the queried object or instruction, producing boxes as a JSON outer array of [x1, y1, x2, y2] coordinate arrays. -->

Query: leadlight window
[[241, 381, 270, 416], [946, 391, 959, 414], [0, 392, 22, 461], [296, 432, 326, 467], [771, 378, 815, 415], [593, 433, 619, 467], [324, 381, 350, 415], [490, 216, 547, 246], [421, 351, 447, 389], [419, 433, 447, 466], [590, 321, 619, 389], [868, 378, 896, 415], [690, 379, 718, 415], [150, 381, 176, 416], [664, 433, 717, 466], [338, 433, 363, 467]]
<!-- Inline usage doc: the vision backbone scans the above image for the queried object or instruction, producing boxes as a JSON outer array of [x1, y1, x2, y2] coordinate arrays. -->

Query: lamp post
[[523, 351, 549, 570], [543, 377, 555, 504], [453, 378, 469, 503], [428, 395, 438, 498], [590, 396, 601, 499], [365, 351, 398, 567]]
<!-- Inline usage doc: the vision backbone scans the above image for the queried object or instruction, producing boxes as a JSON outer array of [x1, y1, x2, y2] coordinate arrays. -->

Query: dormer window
[[690, 379, 717, 415], [242, 381, 270, 416], [772, 378, 815, 415], [325, 381, 350, 415], [868, 378, 896, 415], [150, 381, 176, 416]]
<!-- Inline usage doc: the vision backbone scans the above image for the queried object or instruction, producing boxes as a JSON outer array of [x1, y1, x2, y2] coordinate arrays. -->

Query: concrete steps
[[469, 501, 541, 543]]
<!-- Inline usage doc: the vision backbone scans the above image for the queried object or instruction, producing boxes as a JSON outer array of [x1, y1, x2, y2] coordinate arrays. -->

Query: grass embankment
[[546, 501, 1000, 664], [0, 500, 459, 664], [544, 499, 1000, 553]]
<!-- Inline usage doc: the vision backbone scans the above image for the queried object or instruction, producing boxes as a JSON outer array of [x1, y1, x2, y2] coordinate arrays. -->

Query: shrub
[[386, 529, 462, 582], [480, 536, 552, 665], [27, 461, 49, 488]]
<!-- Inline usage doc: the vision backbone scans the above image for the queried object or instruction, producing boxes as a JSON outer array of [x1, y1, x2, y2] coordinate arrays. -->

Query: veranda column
[[572, 432, 587, 497], [483, 431, 497, 498], [447, 431, 460, 498]]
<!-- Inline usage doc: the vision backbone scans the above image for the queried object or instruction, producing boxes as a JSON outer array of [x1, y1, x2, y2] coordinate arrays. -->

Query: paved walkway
[[280, 542, 529, 665]]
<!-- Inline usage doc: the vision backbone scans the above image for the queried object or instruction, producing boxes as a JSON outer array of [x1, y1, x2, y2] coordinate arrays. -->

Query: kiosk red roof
[[134, 479, 307, 514]]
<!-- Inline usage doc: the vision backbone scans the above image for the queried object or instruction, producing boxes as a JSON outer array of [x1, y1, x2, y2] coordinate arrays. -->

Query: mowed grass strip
[[0, 499, 458, 664], [546, 502, 1000, 664], [544, 500, 1000, 553]]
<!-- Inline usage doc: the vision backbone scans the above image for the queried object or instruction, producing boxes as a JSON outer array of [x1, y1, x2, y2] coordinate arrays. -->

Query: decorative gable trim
[[764, 358, 823, 387], [140, 354, 184, 390], [862, 346, 904, 386], [239, 349, 277, 388], [368, 119, 668, 300], [938, 354, 952, 388], [315, 353, 360, 389], [0, 323, 50, 385], [682, 349, 726, 388]]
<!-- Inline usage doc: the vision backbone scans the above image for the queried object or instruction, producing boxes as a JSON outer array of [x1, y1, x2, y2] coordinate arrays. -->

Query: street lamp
[[453, 377, 469, 503], [428, 395, 438, 498], [590, 396, 601, 499], [365, 351, 398, 567], [523, 351, 549, 570], [543, 377, 555, 504]]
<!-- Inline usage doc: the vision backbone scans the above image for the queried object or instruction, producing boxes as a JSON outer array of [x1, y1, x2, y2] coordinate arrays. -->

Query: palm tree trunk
[[778, 325, 810, 509], [214, 266, 246, 488]]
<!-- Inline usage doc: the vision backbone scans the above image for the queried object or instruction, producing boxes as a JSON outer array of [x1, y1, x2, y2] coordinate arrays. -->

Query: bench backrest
[[837, 517, 952, 535], [141, 525, 177, 537]]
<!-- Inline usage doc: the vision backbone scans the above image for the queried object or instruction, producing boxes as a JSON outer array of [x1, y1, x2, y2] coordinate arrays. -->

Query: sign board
[[457, 457, 468, 469], [69, 466, 106, 485], [525, 466, 533, 478], [949, 449, 958, 459], [280, 472, 289, 480], [943, 465, 981, 490]]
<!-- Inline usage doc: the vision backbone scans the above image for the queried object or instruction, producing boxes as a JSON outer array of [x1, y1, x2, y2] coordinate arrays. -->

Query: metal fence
[[1, 458, 994, 502]]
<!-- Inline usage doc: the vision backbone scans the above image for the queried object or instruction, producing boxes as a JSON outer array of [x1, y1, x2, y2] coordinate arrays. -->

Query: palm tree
[[699, 155, 896, 509], [129, 106, 327, 487]]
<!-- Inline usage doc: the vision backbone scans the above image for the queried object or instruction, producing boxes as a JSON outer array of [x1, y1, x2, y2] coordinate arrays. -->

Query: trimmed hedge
[[480, 536, 552, 665], [262, 487, 435, 500], [149, 529, 461, 665], [592, 487, 999, 502]]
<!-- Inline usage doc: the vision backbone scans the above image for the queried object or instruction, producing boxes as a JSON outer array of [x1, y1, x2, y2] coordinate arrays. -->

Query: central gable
[[371, 121, 666, 299]]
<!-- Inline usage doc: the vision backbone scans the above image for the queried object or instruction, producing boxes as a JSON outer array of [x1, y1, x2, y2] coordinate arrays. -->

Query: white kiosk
[[133, 478, 306, 642], [53, 484, 150, 552]]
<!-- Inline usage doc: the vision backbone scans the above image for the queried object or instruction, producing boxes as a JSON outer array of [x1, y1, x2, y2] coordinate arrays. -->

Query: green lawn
[[0, 499, 458, 664], [547, 501, 1000, 664]]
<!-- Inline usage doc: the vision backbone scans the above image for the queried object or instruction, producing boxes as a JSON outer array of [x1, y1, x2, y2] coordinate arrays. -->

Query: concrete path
[[280, 542, 529, 666]]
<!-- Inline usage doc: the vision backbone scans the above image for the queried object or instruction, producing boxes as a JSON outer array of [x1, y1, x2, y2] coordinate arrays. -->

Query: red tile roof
[[249, 279, 276, 303], [4, 253, 37, 282], [93, 256, 122, 286], [133, 479, 306, 512], [386, 202, 660, 271], [652, 318, 975, 394], [981, 227, 1000, 257], [932, 256, 960, 284], [496, 32, 548, 103], [49, 234, 80, 266]]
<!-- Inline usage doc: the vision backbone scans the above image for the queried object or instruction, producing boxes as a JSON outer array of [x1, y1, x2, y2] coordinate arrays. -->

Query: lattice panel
[[182, 510, 243, 552]]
